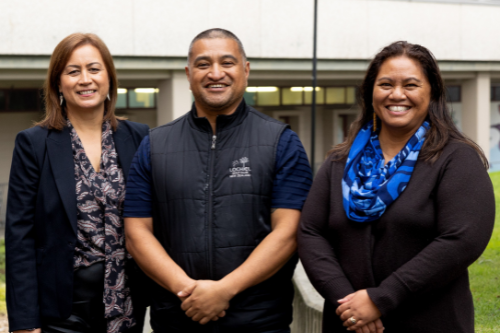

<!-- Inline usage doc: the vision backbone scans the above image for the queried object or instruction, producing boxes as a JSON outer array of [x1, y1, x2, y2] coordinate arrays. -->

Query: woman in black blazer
[[6, 33, 149, 333]]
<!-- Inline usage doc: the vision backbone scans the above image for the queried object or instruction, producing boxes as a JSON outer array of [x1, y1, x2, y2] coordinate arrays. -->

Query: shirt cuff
[[366, 272, 412, 316]]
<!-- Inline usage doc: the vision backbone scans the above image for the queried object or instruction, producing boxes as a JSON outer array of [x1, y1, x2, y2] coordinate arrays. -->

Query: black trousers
[[42, 262, 144, 333]]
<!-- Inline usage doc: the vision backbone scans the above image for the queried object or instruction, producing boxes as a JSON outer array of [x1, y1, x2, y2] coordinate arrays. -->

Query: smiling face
[[185, 38, 250, 115], [373, 56, 431, 135], [59, 44, 109, 115]]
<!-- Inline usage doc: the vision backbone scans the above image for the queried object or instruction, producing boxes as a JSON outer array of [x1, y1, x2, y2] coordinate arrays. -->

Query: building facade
[[1, 0, 500, 224]]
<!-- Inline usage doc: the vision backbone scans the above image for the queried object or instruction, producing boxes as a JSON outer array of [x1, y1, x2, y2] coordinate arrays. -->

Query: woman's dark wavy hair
[[329, 41, 488, 169]]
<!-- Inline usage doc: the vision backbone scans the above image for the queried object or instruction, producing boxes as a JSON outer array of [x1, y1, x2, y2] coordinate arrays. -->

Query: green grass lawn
[[470, 172, 500, 332]]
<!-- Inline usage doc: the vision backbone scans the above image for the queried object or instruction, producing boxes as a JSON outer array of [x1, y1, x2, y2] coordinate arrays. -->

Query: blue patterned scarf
[[342, 120, 430, 222]]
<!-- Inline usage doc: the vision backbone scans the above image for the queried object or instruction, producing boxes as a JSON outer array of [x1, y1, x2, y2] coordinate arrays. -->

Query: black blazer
[[5, 120, 149, 331]]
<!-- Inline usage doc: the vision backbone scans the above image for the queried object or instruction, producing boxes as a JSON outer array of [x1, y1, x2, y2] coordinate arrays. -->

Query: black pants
[[42, 262, 144, 333]]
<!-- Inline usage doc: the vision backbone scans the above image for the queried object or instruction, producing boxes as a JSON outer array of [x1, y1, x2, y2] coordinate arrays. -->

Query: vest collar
[[189, 99, 248, 133]]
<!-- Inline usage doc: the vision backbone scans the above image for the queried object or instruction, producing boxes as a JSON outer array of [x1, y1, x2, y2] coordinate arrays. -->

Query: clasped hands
[[336, 290, 384, 333], [177, 279, 235, 325]]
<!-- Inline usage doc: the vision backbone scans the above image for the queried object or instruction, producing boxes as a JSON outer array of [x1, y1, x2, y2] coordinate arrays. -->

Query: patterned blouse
[[69, 119, 135, 333]]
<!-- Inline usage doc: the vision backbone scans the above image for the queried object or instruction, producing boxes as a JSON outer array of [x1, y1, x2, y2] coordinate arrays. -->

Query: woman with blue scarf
[[298, 41, 494, 333]]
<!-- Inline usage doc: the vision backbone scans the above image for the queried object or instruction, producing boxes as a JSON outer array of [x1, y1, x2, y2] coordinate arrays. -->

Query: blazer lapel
[[113, 123, 133, 182], [46, 127, 78, 235]]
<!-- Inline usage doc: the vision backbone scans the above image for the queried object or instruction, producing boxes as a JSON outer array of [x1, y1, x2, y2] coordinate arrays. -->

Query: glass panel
[[255, 87, 280, 106], [243, 91, 256, 106], [282, 88, 303, 105], [326, 87, 346, 104], [116, 88, 127, 109], [304, 87, 324, 104], [346, 87, 356, 104], [9, 90, 38, 111], [0, 90, 5, 110], [446, 86, 461, 102], [129, 88, 157, 108]]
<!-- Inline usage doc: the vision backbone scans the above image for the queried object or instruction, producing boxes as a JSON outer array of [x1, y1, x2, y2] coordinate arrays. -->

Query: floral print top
[[69, 119, 135, 333]]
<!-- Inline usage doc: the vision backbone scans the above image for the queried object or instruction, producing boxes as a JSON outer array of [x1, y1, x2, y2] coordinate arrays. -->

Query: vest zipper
[[207, 134, 217, 279]]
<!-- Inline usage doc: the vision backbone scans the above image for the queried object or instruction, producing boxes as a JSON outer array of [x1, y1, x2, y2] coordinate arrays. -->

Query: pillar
[[461, 72, 491, 161], [157, 70, 192, 126]]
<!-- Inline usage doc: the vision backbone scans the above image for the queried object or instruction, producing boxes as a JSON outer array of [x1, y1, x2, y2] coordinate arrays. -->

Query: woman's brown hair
[[37, 33, 122, 130], [329, 41, 488, 169]]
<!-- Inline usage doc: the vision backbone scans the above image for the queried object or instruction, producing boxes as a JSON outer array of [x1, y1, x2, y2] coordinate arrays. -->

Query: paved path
[[0, 314, 8, 333]]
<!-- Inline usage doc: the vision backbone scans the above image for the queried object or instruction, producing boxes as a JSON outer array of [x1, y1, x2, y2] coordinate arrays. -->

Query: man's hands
[[178, 280, 234, 325], [336, 290, 384, 332]]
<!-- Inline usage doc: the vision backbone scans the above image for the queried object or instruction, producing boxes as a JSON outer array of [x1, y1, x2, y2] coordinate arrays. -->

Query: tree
[[239, 157, 249, 167]]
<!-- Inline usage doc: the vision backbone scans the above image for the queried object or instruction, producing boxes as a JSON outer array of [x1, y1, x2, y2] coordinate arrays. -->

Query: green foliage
[[470, 172, 500, 331], [0, 239, 4, 283]]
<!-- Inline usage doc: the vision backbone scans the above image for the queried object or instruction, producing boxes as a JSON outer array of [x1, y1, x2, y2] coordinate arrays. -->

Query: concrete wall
[[2, 0, 500, 61]]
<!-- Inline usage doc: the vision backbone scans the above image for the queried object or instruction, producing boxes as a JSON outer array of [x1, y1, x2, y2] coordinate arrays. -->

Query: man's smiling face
[[186, 38, 250, 114]]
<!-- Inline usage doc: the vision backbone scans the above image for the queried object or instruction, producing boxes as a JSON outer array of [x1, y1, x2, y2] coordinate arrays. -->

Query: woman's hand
[[14, 329, 41, 333], [336, 290, 382, 331], [353, 319, 384, 333]]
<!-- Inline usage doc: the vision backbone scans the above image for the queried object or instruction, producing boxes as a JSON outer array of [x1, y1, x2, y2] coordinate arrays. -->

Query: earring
[[373, 112, 377, 132], [59, 93, 64, 106], [107, 93, 110, 101]]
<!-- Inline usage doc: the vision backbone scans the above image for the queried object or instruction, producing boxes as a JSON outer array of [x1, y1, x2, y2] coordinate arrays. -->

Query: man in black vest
[[124, 29, 312, 333]]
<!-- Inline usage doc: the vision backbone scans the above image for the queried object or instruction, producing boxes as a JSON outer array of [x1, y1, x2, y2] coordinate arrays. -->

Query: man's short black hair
[[188, 28, 247, 63]]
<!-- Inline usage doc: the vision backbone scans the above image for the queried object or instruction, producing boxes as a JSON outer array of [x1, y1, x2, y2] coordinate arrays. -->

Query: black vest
[[149, 101, 297, 332]]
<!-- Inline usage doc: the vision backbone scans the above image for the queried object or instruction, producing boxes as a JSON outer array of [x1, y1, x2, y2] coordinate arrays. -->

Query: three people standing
[[5, 30, 495, 333]]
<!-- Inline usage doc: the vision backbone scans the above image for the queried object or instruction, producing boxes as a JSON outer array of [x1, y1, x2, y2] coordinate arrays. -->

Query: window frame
[[246, 85, 358, 107], [115, 87, 158, 110]]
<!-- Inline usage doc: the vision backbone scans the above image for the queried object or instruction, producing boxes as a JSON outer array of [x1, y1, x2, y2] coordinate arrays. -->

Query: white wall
[[2, 0, 500, 61]]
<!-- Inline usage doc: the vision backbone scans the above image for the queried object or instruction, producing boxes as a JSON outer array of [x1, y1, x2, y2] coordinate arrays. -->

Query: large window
[[244, 86, 357, 107], [0, 89, 41, 112], [116, 88, 158, 109]]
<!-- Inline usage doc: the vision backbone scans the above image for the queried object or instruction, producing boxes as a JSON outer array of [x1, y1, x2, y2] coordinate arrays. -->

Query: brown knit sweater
[[298, 141, 495, 333]]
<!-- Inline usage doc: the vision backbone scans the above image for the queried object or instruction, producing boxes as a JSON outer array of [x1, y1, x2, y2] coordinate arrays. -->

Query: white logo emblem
[[229, 157, 251, 178]]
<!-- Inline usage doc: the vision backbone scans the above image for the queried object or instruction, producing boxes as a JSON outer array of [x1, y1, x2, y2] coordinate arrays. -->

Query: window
[[304, 87, 324, 105], [346, 87, 356, 104], [492, 86, 500, 101], [245, 86, 356, 107], [115, 88, 158, 109], [0, 89, 41, 112], [246, 87, 280, 106], [0, 91, 5, 111], [116, 88, 128, 108], [282, 88, 303, 105], [326, 87, 346, 104], [446, 86, 461, 102]]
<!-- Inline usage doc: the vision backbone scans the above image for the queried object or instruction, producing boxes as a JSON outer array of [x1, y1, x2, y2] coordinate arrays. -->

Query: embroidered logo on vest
[[229, 157, 251, 178]]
